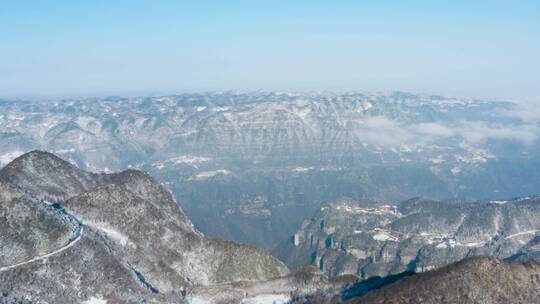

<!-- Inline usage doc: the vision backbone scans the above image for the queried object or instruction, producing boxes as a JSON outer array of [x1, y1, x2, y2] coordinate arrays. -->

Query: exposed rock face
[[0, 151, 288, 303], [281, 197, 540, 279], [345, 257, 540, 304]]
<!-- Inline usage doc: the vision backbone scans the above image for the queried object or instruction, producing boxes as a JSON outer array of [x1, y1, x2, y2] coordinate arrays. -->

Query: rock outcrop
[[281, 197, 540, 279]]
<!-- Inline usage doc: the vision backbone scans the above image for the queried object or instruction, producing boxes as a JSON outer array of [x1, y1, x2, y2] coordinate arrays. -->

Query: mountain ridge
[[2, 91, 537, 251], [0, 150, 289, 303], [280, 196, 540, 280], [344, 256, 540, 304]]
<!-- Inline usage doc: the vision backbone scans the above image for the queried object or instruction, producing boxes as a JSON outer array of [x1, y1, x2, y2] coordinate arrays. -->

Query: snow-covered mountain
[[278, 196, 540, 280], [1, 91, 539, 249], [0, 151, 289, 303], [3, 152, 540, 303]]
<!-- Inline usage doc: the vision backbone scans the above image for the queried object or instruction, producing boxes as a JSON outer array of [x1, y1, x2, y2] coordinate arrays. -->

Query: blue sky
[[0, 1, 539, 99]]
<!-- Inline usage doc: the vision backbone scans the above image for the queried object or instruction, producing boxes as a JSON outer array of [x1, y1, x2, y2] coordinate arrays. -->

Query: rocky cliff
[[280, 197, 540, 280]]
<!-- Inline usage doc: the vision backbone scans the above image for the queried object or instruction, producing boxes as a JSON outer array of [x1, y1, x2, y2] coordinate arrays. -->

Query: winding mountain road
[[0, 203, 84, 273]]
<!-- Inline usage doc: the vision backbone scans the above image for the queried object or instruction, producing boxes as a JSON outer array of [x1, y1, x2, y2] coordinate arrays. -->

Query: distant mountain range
[[1, 91, 539, 252]]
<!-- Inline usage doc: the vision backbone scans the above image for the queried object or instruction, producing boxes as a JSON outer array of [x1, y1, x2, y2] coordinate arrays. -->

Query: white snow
[[505, 230, 540, 239], [399, 144, 419, 153], [462, 241, 485, 247], [372, 230, 399, 242], [455, 148, 495, 164], [436, 242, 449, 249], [0, 226, 84, 272], [188, 298, 210, 304], [242, 294, 291, 304], [86, 222, 132, 246], [334, 204, 402, 217], [291, 166, 314, 172], [450, 166, 461, 175], [82, 297, 107, 304], [319, 166, 344, 171], [55, 148, 76, 154], [191, 169, 231, 181], [430, 155, 445, 164], [196, 106, 207, 112], [153, 155, 212, 170], [173, 155, 211, 165], [362, 101, 373, 111], [436, 239, 485, 249], [436, 239, 456, 249]]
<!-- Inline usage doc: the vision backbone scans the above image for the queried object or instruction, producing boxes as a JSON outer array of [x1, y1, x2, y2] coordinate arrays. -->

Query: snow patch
[[190, 170, 231, 181], [362, 101, 373, 111], [153, 155, 212, 170], [188, 298, 210, 304], [430, 155, 445, 164], [462, 241, 485, 247], [372, 230, 399, 242], [436, 239, 456, 249], [292, 166, 314, 173], [82, 297, 107, 304], [436, 239, 485, 248], [334, 204, 402, 217], [173, 155, 212, 165], [450, 166, 461, 175], [455, 148, 495, 164], [86, 222, 132, 246], [242, 294, 291, 304], [506, 230, 540, 239], [55, 148, 76, 154]]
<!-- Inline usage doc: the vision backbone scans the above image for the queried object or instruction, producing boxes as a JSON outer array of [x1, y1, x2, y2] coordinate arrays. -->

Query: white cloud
[[414, 123, 455, 137], [458, 122, 539, 145], [350, 115, 539, 147], [497, 99, 540, 124], [353, 116, 412, 146]]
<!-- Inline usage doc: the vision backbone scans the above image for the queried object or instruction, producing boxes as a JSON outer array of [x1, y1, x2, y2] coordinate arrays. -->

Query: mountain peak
[[0, 150, 99, 201], [0, 151, 289, 301], [2, 150, 74, 171]]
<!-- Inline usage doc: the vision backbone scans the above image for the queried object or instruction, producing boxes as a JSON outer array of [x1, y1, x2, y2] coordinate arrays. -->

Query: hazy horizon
[[1, 1, 539, 100]]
